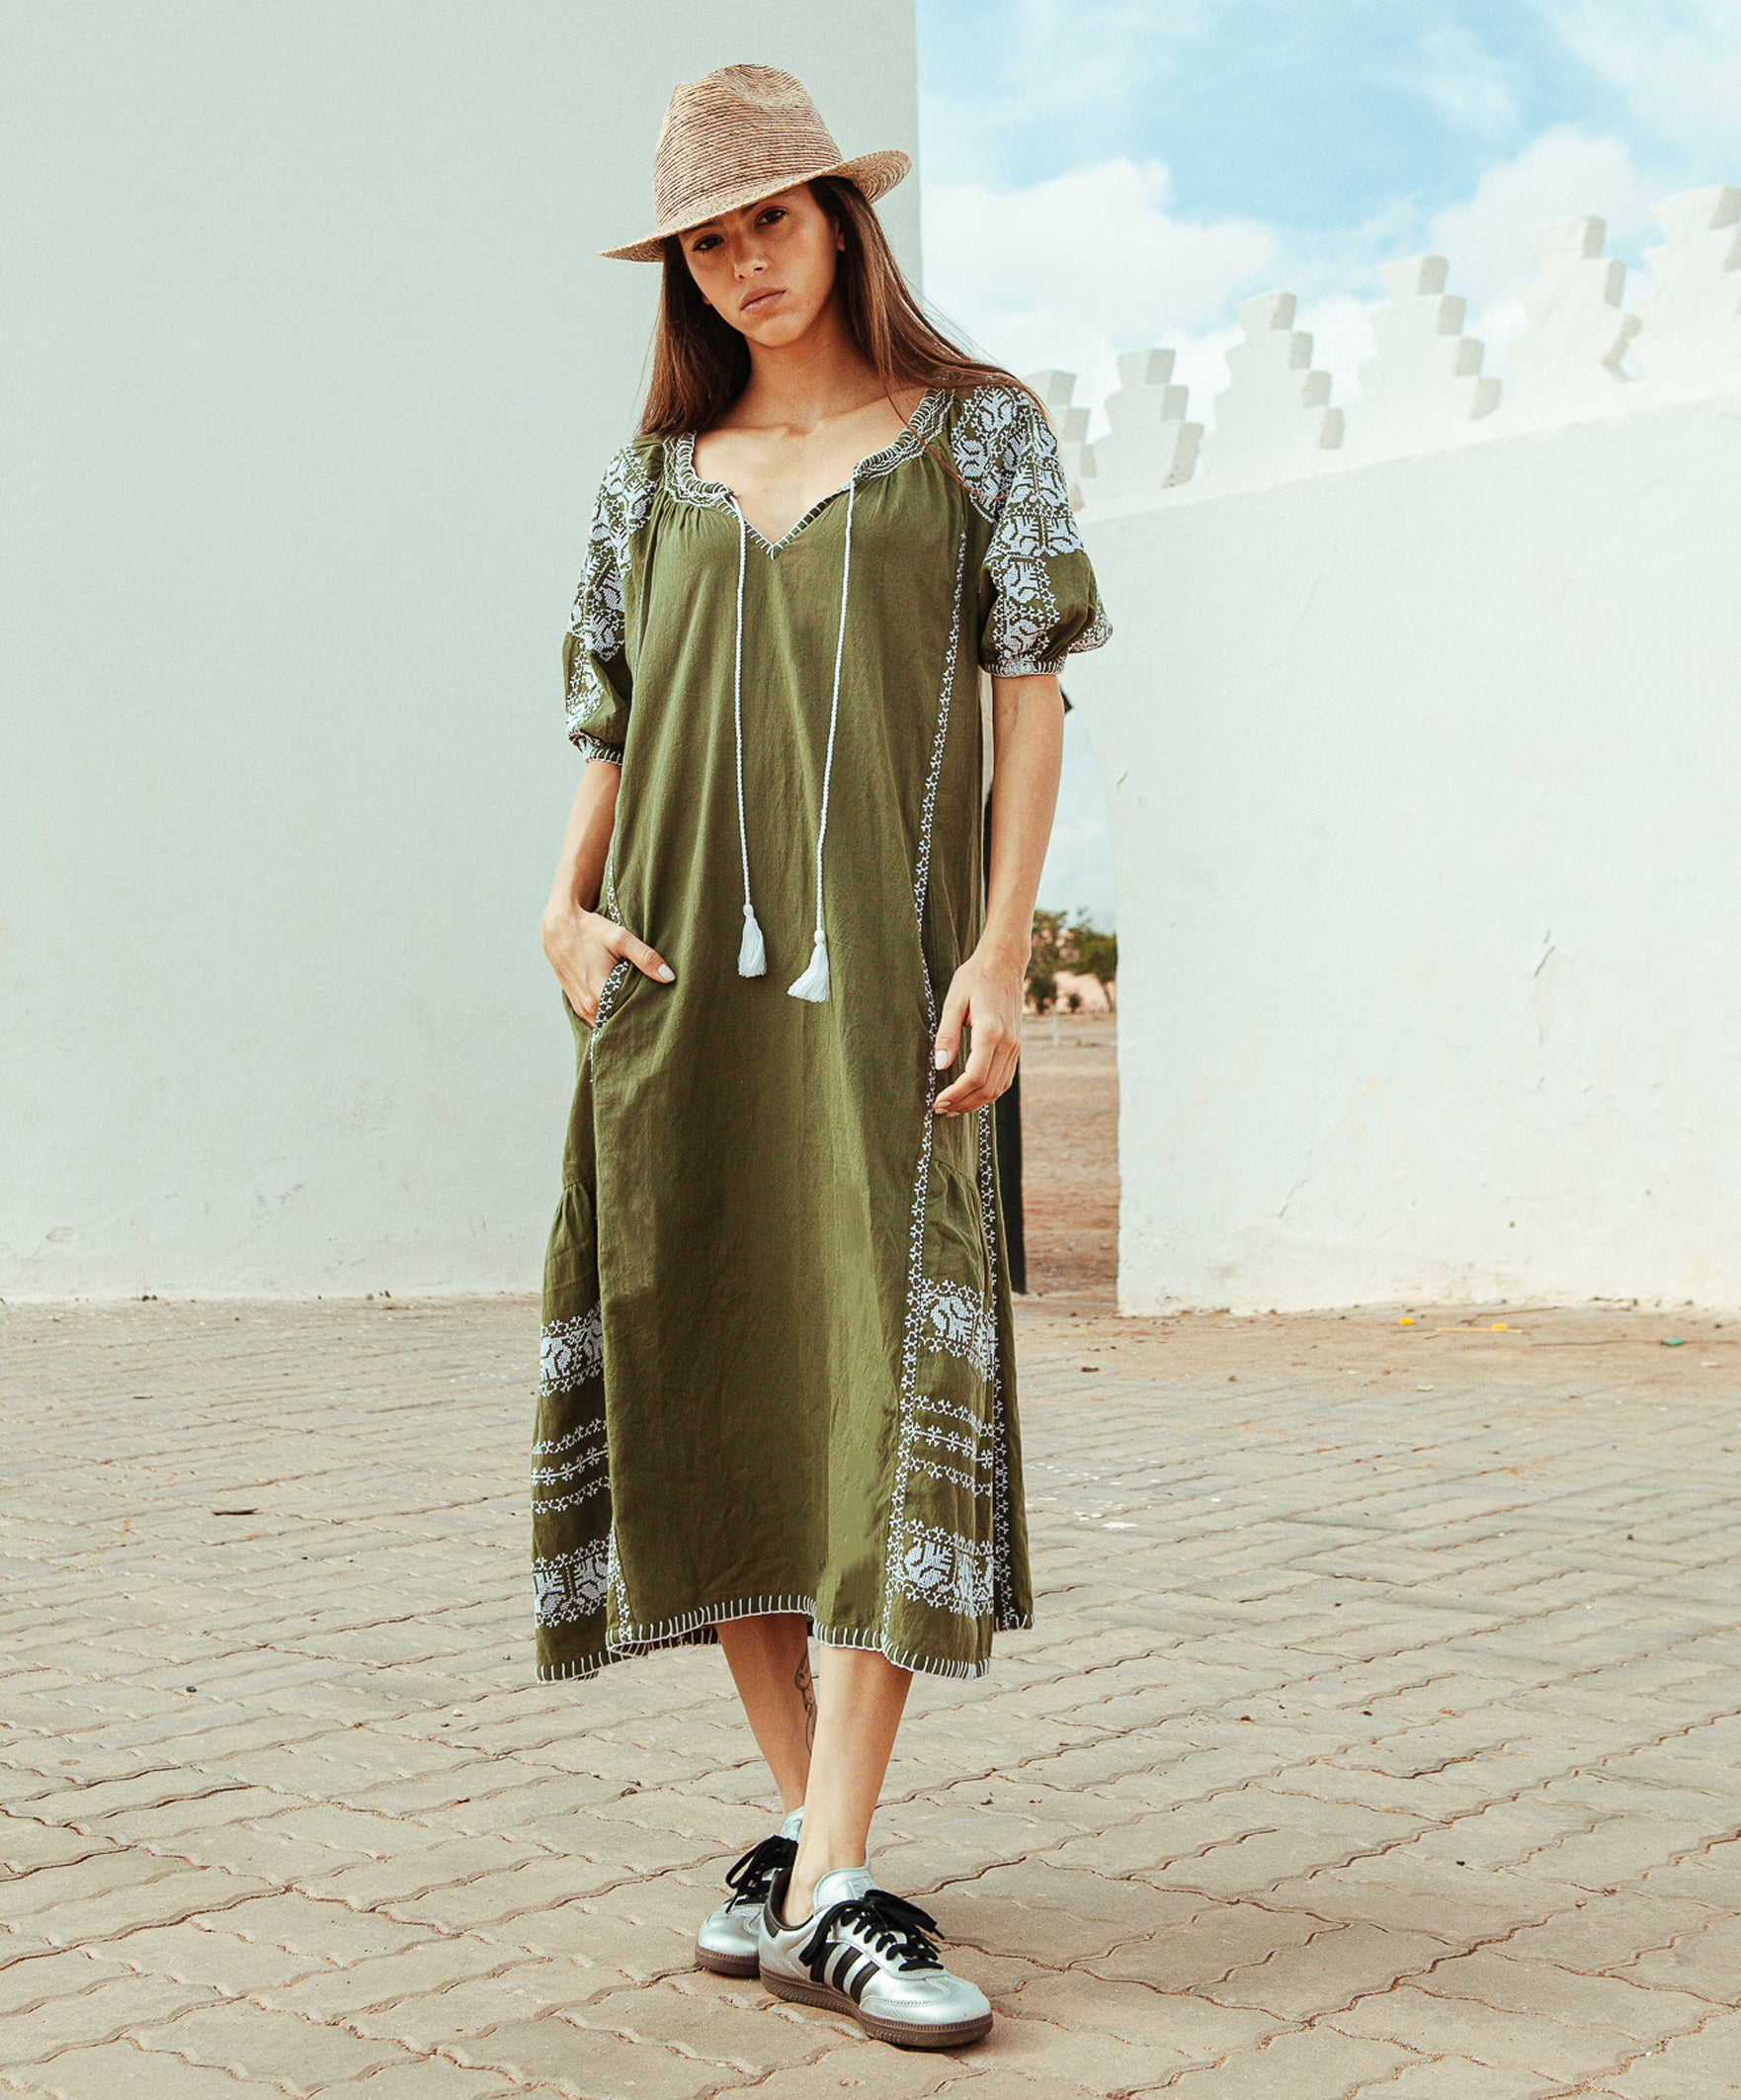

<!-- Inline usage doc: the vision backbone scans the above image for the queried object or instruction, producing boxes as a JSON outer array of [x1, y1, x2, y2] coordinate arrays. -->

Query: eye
[[690, 232, 720, 254], [758, 207, 788, 226]]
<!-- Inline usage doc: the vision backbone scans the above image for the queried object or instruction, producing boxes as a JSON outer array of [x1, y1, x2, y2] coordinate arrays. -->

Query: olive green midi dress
[[533, 383, 1110, 1682]]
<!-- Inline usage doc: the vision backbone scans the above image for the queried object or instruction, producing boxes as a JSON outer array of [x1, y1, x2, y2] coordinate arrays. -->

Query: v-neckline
[[677, 387, 946, 556]]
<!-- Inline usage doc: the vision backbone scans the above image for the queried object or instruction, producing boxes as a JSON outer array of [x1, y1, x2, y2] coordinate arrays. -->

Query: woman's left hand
[[932, 944, 1026, 1115]]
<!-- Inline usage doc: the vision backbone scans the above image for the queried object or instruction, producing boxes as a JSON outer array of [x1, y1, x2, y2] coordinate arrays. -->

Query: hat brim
[[599, 148, 911, 262]]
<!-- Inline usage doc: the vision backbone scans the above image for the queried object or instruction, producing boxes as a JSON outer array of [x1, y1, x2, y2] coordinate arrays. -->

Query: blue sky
[[915, 1, 1741, 921], [923, 2, 1644, 228]]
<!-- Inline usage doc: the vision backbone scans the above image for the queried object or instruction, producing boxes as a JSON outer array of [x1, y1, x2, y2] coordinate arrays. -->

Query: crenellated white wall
[[1045, 189, 1741, 1313]]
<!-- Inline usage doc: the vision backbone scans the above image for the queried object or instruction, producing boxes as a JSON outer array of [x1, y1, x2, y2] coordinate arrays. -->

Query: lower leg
[[785, 1644, 912, 1922], [713, 1613, 815, 1813]]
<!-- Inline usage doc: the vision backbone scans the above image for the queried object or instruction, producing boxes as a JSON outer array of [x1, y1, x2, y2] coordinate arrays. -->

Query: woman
[[535, 65, 1108, 2050]]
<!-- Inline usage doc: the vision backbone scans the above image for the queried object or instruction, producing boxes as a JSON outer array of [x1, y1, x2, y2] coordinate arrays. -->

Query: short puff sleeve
[[955, 387, 1112, 677], [563, 443, 658, 761]]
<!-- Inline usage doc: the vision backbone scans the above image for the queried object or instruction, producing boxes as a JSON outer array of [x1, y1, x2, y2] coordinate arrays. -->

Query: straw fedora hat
[[601, 63, 910, 262]]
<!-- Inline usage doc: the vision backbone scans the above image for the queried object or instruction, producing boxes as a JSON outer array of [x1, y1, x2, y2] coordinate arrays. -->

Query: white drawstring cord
[[787, 475, 856, 1003], [729, 499, 767, 976]]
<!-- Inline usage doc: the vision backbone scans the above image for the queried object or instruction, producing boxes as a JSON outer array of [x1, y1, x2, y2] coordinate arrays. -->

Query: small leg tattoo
[[794, 1650, 817, 1751]]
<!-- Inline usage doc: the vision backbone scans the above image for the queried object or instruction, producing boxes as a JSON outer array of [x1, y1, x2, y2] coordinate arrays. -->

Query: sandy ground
[[1019, 1010, 1119, 1304]]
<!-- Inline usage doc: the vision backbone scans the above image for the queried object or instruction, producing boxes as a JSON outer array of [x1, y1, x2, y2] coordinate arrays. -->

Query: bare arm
[[540, 760, 673, 1024], [932, 673, 1065, 1116]]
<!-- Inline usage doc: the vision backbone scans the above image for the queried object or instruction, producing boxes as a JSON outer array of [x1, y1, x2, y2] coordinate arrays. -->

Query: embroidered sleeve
[[953, 387, 1112, 678], [563, 443, 658, 759]]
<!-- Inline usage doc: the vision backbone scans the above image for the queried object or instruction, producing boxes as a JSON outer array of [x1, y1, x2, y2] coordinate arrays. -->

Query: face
[[680, 184, 846, 347]]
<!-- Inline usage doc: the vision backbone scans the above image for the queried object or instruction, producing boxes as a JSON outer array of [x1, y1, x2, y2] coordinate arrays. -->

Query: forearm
[[543, 760, 622, 922], [929, 674, 1061, 1113], [980, 674, 1065, 967]]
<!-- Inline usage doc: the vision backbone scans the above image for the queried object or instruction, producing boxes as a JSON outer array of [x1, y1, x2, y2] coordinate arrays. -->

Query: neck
[[736, 299, 888, 433]]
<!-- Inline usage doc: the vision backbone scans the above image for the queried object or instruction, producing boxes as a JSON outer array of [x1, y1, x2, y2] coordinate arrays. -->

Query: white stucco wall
[[1058, 203, 1741, 1313], [1, 1, 919, 1298]]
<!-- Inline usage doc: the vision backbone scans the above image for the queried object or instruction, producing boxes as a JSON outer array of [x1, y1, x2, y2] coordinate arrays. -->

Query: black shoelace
[[798, 1889, 945, 1979], [723, 1832, 797, 1908]]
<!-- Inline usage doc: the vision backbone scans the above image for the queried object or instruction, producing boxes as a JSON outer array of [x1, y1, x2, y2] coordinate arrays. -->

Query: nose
[[726, 228, 768, 277]]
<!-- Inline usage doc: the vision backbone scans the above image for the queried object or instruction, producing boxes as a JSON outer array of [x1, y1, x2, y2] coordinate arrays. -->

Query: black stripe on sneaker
[[838, 1951, 877, 2002], [828, 1945, 863, 1995]]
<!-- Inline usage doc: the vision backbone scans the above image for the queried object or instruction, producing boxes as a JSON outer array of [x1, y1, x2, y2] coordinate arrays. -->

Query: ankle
[[782, 1845, 867, 1928]]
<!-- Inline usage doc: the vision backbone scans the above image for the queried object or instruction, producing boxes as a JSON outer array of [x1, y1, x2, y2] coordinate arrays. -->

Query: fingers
[[933, 982, 968, 1075], [934, 1029, 1020, 1116], [545, 910, 672, 1030], [611, 926, 675, 983]]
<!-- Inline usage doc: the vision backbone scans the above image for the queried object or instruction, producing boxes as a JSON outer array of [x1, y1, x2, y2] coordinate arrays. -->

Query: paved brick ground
[[4, 1292, 1740, 2098]]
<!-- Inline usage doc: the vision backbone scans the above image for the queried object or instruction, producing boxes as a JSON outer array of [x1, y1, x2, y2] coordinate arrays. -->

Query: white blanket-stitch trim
[[534, 1596, 1035, 1684], [613, 1591, 820, 1647], [570, 730, 623, 765]]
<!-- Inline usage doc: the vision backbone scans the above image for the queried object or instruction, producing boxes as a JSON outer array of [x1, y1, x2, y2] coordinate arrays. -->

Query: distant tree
[[1027, 909, 1067, 1013], [1027, 911, 1118, 1012], [1069, 920, 1119, 1009]]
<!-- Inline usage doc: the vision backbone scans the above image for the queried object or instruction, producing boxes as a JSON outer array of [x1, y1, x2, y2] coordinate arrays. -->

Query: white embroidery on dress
[[565, 443, 658, 749], [532, 1418, 606, 1460], [975, 1102, 1020, 1621], [949, 387, 1112, 676], [896, 1523, 995, 1620], [907, 1391, 995, 1497], [669, 389, 949, 553], [531, 1479, 610, 1518], [880, 536, 1012, 1631], [917, 1279, 997, 1379], [534, 1307, 610, 1515], [539, 1305, 603, 1394], [587, 950, 633, 1071], [534, 1540, 610, 1626], [532, 1420, 609, 1514], [606, 1522, 633, 1633]]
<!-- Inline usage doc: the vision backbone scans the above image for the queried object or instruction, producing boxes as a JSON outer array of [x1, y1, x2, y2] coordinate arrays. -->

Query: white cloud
[[922, 158, 1277, 422], [1531, 1, 1741, 162], [917, 122, 1678, 437], [917, 0, 1221, 189], [1401, 23, 1524, 139], [1425, 125, 1658, 312]]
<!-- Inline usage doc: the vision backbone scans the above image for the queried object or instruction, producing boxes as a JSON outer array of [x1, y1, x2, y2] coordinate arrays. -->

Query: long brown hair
[[638, 176, 1036, 438]]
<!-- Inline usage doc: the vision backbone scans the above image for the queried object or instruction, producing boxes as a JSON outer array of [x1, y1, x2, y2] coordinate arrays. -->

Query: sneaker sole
[[762, 1968, 992, 2049], [694, 1941, 760, 1978]]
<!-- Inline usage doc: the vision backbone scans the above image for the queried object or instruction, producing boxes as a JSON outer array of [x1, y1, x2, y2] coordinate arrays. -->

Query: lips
[[740, 288, 785, 314]]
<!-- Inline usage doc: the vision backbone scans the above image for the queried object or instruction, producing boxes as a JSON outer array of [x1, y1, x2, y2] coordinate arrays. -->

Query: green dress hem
[[534, 1597, 1038, 1686]]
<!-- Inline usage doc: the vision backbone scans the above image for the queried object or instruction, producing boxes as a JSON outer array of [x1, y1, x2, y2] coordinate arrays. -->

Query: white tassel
[[784, 479, 854, 1010], [729, 500, 771, 982], [788, 928, 830, 1002]]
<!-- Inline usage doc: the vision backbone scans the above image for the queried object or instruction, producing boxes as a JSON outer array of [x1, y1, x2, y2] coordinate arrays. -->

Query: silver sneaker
[[758, 1863, 992, 2050], [695, 1808, 802, 1976]]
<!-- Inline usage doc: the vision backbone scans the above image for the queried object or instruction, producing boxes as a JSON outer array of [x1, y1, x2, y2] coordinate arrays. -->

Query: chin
[[742, 312, 813, 347]]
